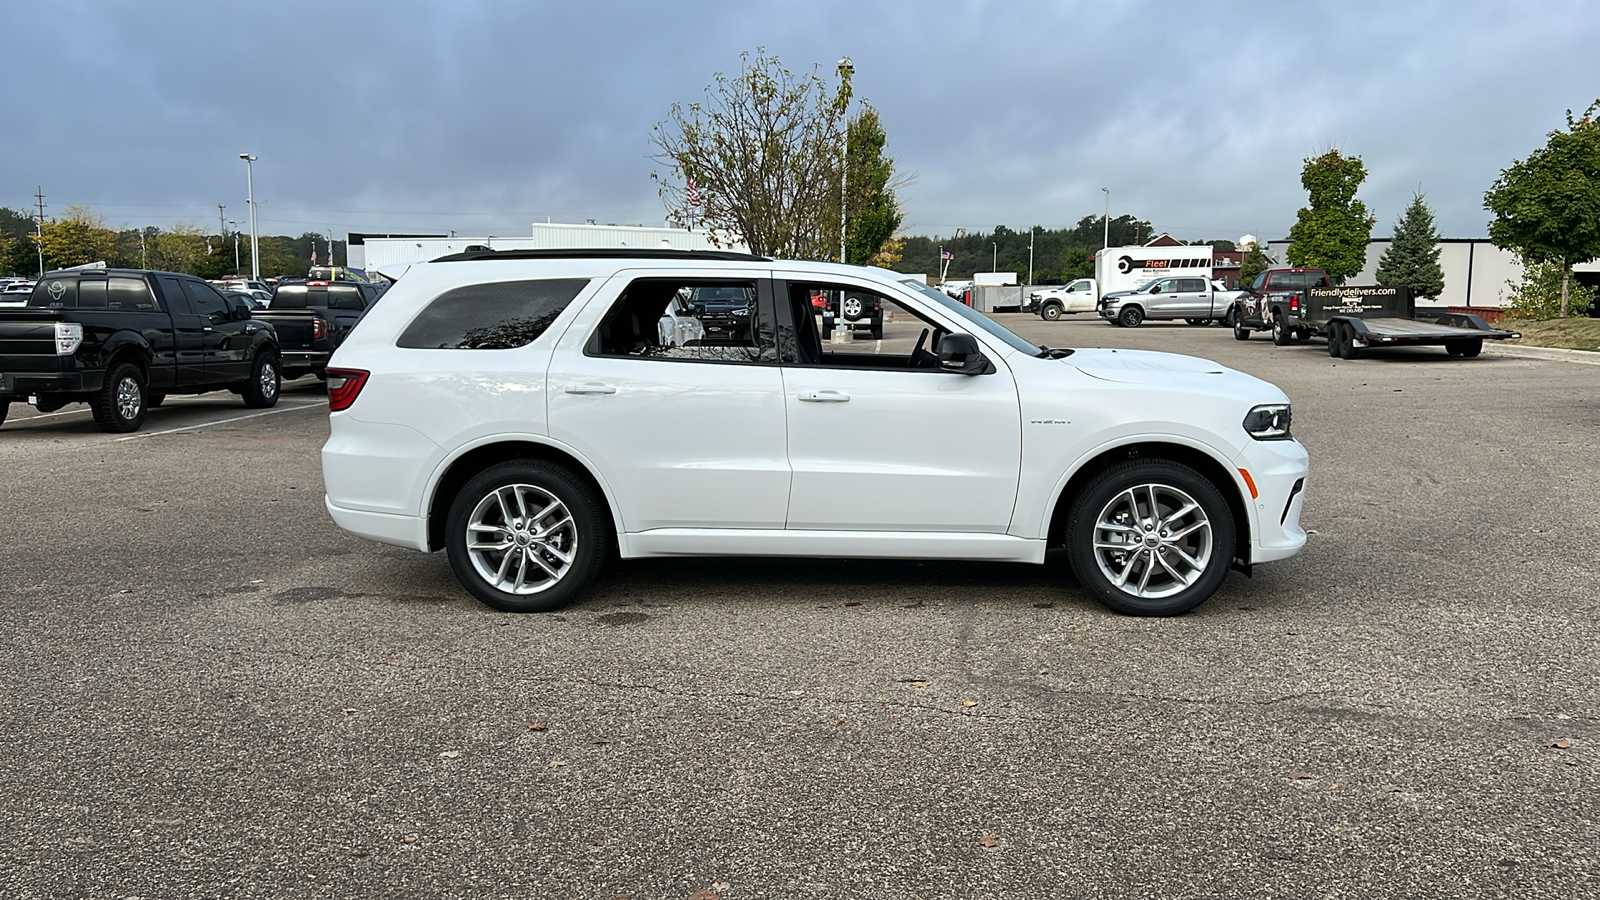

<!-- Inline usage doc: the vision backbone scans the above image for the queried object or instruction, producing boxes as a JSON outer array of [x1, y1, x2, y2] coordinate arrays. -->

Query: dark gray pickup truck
[[0, 268, 281, 432], [253, 280, 383, 379]]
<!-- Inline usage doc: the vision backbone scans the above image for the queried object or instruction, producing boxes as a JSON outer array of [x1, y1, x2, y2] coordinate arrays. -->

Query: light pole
[[228, 220, 240, 274], [240, 153, 260, 280], [1028, 226, 1036, 286], [1101, 187, 1110, 249], [991, 242, 997, 273], [836, 57, 853, 265]]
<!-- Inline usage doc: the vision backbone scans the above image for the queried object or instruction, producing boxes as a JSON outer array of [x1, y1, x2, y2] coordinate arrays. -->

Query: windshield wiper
[[1036, 346, 1075, 359]]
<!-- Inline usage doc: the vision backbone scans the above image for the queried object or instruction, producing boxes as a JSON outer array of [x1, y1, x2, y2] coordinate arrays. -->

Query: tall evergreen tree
[[1375, 193, 1445, 299], [1238, 242, 1270, 285]]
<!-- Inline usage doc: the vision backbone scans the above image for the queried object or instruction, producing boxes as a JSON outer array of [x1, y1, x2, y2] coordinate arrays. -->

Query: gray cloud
[[4, 0, 1596, 243]]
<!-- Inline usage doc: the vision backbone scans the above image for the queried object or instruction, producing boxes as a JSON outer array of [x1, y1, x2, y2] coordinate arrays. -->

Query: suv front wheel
[[445, 460, 610, 612], [1066, 459, 1236, 616]]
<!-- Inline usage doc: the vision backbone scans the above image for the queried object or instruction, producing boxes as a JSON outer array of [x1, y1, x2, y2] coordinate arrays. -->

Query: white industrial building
[[1264, 238, 1600, 308], [349, 223, 747, 271]]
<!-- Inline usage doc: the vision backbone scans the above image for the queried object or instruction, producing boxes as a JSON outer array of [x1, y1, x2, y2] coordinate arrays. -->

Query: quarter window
[[398, 278, 589, 350]]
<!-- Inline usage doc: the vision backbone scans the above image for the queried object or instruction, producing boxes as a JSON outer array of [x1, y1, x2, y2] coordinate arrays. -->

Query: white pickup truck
[[1098, 277, 1243, 328], [1028, 278, 1099, 320]]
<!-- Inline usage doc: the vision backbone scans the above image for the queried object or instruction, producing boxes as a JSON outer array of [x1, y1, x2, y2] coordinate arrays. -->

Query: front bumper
[[1233, 438, 1309, 564]]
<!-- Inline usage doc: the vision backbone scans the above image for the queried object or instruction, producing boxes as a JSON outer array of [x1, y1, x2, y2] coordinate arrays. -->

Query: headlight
[[1243, 404, 1292, 441]]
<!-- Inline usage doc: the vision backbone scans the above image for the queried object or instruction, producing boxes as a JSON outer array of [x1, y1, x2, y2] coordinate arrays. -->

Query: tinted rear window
[[29, 276, 78, 308], [397, 279, 589, 350]]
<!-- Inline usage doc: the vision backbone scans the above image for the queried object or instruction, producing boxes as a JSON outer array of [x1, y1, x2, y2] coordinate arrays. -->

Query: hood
[[1068, 348, 1233, 384], [1101, 290, 1135, 301]]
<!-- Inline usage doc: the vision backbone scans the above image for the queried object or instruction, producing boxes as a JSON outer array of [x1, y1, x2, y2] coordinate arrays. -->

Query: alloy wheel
[[1091, 483, 1213, 599], [116, 377, 141, 421], [465, 484, 578, 595]]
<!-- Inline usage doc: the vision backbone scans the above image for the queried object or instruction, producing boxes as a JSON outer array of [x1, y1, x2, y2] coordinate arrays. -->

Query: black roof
[[429, 248, 769, 264]]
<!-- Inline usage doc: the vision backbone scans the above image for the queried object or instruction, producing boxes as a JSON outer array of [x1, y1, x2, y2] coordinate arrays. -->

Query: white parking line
[[113, 402, 325, 441]]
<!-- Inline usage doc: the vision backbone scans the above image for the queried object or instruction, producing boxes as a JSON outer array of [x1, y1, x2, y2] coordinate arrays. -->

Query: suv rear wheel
[[1066, 459, 1235, 616], [445, 460, 609, 612]]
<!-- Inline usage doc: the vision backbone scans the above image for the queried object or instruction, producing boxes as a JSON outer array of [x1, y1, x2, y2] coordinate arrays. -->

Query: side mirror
[[937, 333, 988, 375], [693, 302, 706, 316]]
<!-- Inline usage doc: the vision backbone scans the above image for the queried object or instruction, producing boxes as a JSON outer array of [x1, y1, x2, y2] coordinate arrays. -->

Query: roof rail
[[428, 248, 770, 263]]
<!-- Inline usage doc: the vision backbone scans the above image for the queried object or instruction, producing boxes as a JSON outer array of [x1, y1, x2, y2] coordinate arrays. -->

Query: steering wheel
[[909, 328, 930, 368]]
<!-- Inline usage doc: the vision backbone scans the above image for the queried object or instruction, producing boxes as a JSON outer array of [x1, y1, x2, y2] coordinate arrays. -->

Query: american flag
[[686, 177, 701, 208], [940, 249, 953, 260]]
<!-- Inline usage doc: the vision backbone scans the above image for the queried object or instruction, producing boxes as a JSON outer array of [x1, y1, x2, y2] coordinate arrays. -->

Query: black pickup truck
[[253, 280, 382, 379], [0, 269, 281, 432], [1229, 266, 1520, 358]]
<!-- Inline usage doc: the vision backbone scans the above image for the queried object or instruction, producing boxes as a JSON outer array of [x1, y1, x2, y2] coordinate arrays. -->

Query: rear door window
[[183, 280, 230, 321], [107, 277, 158, 311], [398, 278, 590, 349]]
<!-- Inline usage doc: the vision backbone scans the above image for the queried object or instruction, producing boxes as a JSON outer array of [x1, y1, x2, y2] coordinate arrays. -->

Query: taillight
[[326, 368, 368, 412], [313, 319, 329, 340], [1290, 298, 1300, 311]]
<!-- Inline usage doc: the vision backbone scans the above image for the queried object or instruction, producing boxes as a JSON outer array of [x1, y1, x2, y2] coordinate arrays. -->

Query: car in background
[[222, 289, 269, 310], [1028, 278, 1098, 320], [1, 281, 35, 306]]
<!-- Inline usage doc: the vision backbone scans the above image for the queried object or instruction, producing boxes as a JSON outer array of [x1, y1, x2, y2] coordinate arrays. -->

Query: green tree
[[1286, 150, 1375, 282], [651, 48, 854, 259], [842, 104, 904, 266], [1374, 192, 1445, 299], [1238, 243, 1270, 285], [1504, 257, 1596, 319], [39, 206, 117, 270], [1484, 100, 1600, 317]]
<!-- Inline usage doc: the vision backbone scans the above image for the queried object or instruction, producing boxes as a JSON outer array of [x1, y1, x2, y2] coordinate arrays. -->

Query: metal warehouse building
[[1264, 238, 1600, 308], [349, 223, 747, 271]]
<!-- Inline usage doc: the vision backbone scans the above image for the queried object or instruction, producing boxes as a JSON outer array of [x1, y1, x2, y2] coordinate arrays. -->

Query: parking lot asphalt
[[2, 319, 1596, 899]]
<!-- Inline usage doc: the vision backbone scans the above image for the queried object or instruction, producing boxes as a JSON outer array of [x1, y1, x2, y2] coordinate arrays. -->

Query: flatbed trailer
[[1237, 280, 1521, 359]]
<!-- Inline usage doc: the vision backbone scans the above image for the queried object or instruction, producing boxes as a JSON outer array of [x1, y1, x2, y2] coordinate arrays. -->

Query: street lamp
[[836, 57, 854, 264], [240, 153, 259, 280], [1101, 187, 1110, 249], [992, 242, 997, 273], [228, 220, 240, 274]]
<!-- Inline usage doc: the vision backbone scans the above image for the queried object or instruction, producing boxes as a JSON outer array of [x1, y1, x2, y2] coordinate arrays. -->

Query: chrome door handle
[[799, 390, 849, 403], [203, 326, 214, 332], [563, 382, 617, 395]]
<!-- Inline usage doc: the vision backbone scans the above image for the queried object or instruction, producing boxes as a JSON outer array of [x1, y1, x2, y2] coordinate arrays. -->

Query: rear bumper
[[0, 369, 98, 399], [324, 497, 430, 551], [280, 350, 331, 371]]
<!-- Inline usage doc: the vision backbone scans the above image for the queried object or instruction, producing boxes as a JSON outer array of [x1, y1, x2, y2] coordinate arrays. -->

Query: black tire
[[821, 318, 834, 340], [1233, 324, 1251, 341], [90, 362, 147, 433], [1118, 306, 1144, 328], [1224, 307, 1239, 328], [1338, 324, 1362, 360], [1041, 302, 1063, 322], [1270, 314, 1291, 346], [241, 351, 281, 409], [445, 460, 610, 613], [1066, 459, 1236, 617], [1185, 318, 1204, 326], [1446, 338, 1483, 358], [870, 319, 884, 340], [1326, 323, 1343, 358], [148, 393, 167, 408]]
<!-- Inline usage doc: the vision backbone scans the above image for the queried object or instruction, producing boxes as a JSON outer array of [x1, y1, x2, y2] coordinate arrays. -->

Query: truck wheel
[[241, 351, 281, 409], [1270, 315, 1291, 346], [1233, 323, 1251, 341], [445, 460, 610, 613], [1327, 324, 1343, 358], [1338, 325, 1363, 360], [1118, 306, 1144, 328], [1041, 302, 1063, 321], [1446, 339, 1483, 358], [1066, 459, 1236, 617], [91, 363, 147, 433], [870, 318, 884, 340]]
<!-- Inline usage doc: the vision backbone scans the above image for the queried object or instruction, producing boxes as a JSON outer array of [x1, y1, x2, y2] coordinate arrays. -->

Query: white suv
[[322, 249, 1307, 616]]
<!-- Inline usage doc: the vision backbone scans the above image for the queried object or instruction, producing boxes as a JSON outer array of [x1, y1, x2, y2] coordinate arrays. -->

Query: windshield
[[899, 279, 1040, 356]]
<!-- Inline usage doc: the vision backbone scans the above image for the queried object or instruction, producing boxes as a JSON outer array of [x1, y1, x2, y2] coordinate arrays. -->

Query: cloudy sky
[[4, 0, 1596, 244]]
